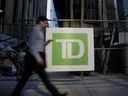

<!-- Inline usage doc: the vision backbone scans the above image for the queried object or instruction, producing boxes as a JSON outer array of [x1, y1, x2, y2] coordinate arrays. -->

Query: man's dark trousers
[[11, 51, 61, 96]]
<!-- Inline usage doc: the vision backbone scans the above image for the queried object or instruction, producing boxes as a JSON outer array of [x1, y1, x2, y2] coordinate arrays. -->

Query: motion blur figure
[[11, 16, 67, 96]]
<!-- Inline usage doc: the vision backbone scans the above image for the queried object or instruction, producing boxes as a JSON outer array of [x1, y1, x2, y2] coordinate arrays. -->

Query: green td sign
[[52, 33, 88, 65], [46, 28, 94, 72]]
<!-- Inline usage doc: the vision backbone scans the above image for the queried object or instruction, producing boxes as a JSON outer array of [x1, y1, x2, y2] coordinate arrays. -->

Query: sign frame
[[46, 28, 94, 72]]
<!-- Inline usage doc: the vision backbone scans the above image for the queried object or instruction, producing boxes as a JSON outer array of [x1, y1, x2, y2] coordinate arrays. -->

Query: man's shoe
[[60, 92, 68, 96]]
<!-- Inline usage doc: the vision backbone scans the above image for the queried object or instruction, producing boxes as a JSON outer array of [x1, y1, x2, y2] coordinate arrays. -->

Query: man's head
[[36, 16, 49, 28]]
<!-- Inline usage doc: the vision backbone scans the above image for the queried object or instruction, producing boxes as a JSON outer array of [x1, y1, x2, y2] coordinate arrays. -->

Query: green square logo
[[52, 33, 88, 65]]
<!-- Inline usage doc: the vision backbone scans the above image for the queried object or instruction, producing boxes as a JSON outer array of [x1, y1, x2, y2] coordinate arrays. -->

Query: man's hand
[[37, 58, 44, 65], [36, 58, 46, 69], [45, 39, 53, 46]]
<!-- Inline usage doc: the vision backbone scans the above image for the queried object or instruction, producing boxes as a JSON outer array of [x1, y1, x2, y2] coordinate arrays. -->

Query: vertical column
[[70, 0, 74, 19], [4, 0, 15, 23], [81, 0, 84, 27], [15, 0, 23, 22], [70, 0, 74, 27], [114, 0, 119, 20], [98, 0, 103, 20]]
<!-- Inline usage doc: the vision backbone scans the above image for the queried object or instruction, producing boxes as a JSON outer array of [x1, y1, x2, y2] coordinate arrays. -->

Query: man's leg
[[11, 70, 32, 96], [37, 70, 64, 96]]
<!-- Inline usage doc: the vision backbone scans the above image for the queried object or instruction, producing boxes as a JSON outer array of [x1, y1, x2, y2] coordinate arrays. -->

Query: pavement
[[0, 72, 128, 96]]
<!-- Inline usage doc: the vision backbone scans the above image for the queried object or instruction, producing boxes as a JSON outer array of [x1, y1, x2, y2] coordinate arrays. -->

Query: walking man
[[11, 16, 67, 96]]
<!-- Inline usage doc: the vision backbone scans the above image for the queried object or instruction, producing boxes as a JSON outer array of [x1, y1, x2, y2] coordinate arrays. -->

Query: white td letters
[[56, 39, 85, 59]]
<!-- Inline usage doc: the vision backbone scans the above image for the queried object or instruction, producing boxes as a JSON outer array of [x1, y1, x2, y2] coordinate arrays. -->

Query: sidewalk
[[0, 73, 128, 96]]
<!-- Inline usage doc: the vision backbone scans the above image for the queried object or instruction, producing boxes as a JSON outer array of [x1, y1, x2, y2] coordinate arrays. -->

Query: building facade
[[0, 0, 127, 73]]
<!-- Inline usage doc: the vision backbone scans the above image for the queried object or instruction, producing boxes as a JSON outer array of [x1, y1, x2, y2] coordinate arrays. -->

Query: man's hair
[[36, 16, 48, 24]]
